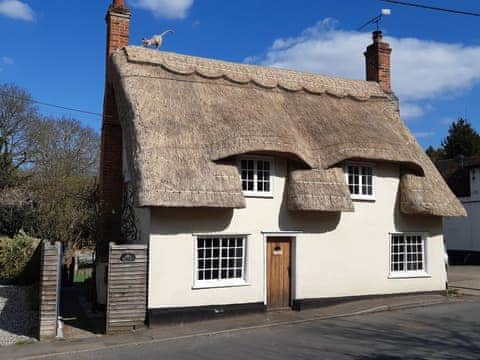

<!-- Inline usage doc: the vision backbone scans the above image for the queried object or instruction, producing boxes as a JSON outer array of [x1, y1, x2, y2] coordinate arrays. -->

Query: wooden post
[[38, 241, 61, 340]]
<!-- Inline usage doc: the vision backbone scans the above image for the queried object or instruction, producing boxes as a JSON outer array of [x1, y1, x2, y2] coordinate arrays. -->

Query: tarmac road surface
[[37, 299, 480, 360]]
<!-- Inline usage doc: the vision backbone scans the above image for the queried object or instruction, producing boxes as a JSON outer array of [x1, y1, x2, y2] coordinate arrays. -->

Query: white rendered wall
[[148, 159, 446, 309], [444, 167, 480, 252]]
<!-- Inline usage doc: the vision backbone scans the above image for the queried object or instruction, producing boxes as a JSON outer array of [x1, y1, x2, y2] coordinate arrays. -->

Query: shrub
[[0, 205, 35, 238], [0, 232, 40, 281]]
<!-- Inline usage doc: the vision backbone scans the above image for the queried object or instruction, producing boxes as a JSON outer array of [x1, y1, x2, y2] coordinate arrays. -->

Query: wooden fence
[[38, 241, 61, 340], [106, 243, 148, 334]]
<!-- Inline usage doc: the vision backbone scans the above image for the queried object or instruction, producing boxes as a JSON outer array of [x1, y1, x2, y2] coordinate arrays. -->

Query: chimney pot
[[112, 0, 125, 8], [372, 30, 383, 43]]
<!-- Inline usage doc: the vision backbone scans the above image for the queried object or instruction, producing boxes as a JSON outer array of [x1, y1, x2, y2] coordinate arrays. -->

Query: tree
[[0, 84, 39, 189], [28, 116, 99, 177], [27, 117, 100, 250], [441, 118, 480, 159], [425, 145, 445, 163]]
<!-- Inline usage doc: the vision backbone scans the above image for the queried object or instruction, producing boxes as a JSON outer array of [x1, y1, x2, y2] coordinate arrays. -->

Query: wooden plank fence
[[106, 243, 148, 334], [38, 241, 61, 340]]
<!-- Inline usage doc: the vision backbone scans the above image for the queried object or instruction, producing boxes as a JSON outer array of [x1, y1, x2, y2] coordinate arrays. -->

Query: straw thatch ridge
[[110, 46, 465, 217], [123, 47, 387, 101]]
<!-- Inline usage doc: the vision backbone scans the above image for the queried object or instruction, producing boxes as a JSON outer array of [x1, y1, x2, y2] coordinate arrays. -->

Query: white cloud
[[0, 0, 34, 21], [413, 131, 435, 139], [440, 117, 456, 126], [2, 56, 14, 65], [400, 102, 424, 119], [130, 0, 193, 19], [253, 19, 480, 112]]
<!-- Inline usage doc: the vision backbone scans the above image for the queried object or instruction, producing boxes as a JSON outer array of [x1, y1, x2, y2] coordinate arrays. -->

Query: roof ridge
[[121, 46, 389, 100]]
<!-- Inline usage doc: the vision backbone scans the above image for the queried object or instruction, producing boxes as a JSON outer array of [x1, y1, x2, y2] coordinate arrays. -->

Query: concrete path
[[6, 297, 480, 360], [1, 292, 469, 360], [448, 266, 480, 295]]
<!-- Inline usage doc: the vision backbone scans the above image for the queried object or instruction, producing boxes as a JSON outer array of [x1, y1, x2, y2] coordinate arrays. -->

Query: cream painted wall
[[148, 158, 446, 309], [444, 167, 480, 252]]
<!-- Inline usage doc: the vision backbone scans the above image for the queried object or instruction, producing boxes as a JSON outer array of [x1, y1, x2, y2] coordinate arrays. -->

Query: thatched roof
[[110, 46, 465, 217]]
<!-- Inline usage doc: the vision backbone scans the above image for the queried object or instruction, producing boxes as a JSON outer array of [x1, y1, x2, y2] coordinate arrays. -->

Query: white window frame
[[388, 232, 431, 279], [344, 162, 376, 201], [237, 156, 274, 198], [193, 234, 249, 289]]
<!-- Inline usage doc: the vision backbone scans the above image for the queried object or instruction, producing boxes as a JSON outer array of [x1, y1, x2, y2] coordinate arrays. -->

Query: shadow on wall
[[278, 180, 341, 233], [151, 207, 235, 235], [150, 185, 341, 235], [0, 286, 38, 339]]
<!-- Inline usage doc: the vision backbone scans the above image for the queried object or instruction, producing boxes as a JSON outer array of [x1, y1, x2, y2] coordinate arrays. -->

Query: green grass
[[74, 268, 92, 283]]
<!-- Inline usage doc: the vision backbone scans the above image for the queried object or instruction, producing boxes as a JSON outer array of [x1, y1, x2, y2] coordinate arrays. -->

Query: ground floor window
[[390, 233, 426, 275], [195, 235, 247, 287]]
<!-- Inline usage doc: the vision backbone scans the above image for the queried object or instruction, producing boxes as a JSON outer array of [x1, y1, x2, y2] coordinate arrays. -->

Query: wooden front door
[[267, 237, 292, 309]]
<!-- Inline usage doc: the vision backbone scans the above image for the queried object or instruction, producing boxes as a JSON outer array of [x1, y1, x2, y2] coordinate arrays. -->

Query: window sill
[[243, 192, 274, 199], [351, 195, 376, 202], [388, 272, 431, 279], [192, 280, 250, 289]]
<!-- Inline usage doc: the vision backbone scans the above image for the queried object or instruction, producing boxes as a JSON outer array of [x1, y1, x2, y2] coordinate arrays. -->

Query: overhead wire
[[0, 89, 104, 117], [380, 0, 480, 17]]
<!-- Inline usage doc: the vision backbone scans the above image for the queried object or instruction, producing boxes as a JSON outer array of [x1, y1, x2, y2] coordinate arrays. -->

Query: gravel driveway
[[0, 285, 38, 346]]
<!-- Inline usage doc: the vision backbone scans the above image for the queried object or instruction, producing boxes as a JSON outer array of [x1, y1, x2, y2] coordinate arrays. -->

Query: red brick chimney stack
[[106, 0, 131, 60], [98, 0, 131, 261], [364, 30, 392, 93]]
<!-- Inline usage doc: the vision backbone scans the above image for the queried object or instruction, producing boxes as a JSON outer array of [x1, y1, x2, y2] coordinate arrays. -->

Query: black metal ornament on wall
[[120, 181, 138, 244]]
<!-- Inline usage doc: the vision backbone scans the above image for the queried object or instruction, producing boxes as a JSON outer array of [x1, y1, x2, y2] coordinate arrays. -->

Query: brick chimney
[[364, 30, 392, 93], [98, 0, 131, 262]]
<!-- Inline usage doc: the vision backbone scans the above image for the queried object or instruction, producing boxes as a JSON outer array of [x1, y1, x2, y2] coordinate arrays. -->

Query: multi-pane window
[[346, 163, 374, 199], [239, 158, 273, 196], [196, 236, 246, 286], [390, 234, 425, 274]]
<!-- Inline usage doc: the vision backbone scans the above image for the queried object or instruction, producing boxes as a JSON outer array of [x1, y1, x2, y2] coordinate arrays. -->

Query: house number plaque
[[120, 253, 136, 262]]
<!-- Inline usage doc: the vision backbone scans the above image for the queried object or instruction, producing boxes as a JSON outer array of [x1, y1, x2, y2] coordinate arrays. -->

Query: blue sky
[[1, 0, 479, 148]]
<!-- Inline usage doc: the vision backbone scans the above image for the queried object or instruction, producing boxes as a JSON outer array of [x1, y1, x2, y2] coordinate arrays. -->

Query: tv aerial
[[358, 9, 392, 31]]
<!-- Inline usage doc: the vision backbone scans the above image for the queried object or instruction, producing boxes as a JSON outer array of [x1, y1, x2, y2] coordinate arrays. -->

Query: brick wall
[[98, 2, 130, 261], [364, 31, 392, 93]]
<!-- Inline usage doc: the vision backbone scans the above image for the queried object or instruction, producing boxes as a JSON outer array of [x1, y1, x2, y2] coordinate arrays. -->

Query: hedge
[[0, 232, 40, 284]]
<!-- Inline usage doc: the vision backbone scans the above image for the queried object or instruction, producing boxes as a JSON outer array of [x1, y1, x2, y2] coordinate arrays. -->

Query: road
[[40, 300, 480, 360]]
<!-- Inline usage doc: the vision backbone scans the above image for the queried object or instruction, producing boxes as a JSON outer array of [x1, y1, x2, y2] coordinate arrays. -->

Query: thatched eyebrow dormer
[[110, 46, 465, 217]]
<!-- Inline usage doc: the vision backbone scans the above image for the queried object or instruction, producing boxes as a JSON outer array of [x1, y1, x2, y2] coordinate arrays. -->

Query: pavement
[[1, 265, 478, 359], [448, 266, 480, 296]]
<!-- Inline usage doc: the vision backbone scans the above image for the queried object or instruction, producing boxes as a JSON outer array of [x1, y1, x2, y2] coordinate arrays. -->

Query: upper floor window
[[238, 157, 273, 197], [345, 163, 375, 200]]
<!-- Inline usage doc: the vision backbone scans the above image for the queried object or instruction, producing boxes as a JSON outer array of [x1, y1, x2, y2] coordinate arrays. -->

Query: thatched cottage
[[98, 0, 465, 323]]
